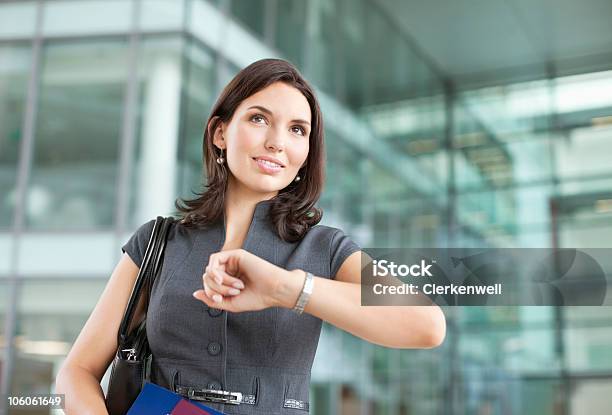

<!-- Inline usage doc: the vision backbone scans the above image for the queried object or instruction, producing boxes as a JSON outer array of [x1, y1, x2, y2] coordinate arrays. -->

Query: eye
[[291, 125, 306, 136], [250, 114, 267, 124]]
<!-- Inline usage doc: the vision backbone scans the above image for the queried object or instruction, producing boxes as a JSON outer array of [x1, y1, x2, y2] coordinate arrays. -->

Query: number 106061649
[[6, 394, 65, 409]]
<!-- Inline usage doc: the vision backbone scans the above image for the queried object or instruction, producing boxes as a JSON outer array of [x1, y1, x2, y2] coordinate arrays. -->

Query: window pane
[[304, 1, 338, 98], [175, 40, 216, 209], [565, 325, 612, 371], [0, 235, 12, 276], [28, 40, 130, 229], [555, 126, 612, 179], [0, 44, 31, 229], [42, 0, 132, 36], [502, 379, 561, 414], [570, 379, 612, 413], [10, 279, 107, 398], [0, 2, 37, 38], [460, 327, 560, 373], [274, 0, 307, 68], [230, 0, 266, 38], [0, 281, 10, 345], [140, 0, 185, 31]]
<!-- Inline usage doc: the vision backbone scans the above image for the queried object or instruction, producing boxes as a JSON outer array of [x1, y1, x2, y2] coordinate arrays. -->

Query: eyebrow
[[247, 105, 311, 126]]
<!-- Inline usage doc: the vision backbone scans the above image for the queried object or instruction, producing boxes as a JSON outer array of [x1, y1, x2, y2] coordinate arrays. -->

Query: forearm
[[55, 364, 108, 415], [275, 270, 446, 349]]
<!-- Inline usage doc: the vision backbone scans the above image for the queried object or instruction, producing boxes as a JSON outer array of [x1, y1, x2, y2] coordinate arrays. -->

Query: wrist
[[273, 269, 306, 309]]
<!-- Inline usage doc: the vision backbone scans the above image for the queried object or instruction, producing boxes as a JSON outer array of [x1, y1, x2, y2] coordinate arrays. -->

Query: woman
[[56, 58, 446, 414]]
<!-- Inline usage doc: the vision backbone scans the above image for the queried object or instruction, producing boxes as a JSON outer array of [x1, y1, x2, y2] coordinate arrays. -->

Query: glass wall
[[450, 70, 612, 415], [1, 0, 611, 414]]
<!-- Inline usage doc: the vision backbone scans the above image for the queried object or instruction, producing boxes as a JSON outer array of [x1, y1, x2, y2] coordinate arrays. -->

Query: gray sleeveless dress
[[120, 199, 361, 414]]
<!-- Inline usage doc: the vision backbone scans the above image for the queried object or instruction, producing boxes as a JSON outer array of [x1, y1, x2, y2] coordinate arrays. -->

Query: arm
[[273, 251, 447, 349], [55, 365, 108, 415], [55, 253, 147, 415], [194, 248, 446, 349]]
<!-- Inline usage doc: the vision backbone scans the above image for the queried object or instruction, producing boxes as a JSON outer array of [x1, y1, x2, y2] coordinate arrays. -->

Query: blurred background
[[1, 0, 612, 414]]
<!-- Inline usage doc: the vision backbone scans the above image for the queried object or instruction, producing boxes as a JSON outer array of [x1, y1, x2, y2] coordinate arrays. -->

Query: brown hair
[[173, 58, 325, 242]]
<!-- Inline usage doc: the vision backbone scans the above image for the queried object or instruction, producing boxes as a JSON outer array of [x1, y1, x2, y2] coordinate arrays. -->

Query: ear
[[210, 116, 226, 150]]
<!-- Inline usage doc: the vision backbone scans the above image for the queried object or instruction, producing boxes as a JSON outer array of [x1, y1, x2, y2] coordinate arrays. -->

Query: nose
[[264, 127, 285, 153]]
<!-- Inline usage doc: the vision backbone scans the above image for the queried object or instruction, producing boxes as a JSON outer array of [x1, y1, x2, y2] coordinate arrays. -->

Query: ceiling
[[377, 0, 612, 89]]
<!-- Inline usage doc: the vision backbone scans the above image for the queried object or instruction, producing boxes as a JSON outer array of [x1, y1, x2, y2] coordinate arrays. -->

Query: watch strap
[[292, 271, 313, 314]]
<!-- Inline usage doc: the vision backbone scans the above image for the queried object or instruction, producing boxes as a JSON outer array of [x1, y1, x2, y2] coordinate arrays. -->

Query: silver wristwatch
[[292, 271, 314, 314]]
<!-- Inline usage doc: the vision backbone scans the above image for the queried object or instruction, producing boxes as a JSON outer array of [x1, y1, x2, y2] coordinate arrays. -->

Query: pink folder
[[170, 398, 214, 415]]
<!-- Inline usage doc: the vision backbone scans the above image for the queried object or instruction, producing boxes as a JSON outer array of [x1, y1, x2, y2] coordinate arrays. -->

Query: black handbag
[[105, 216, 173, 415]]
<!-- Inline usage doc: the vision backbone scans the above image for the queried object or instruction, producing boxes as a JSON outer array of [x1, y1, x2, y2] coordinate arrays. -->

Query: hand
[[192, 248, 302, 312]]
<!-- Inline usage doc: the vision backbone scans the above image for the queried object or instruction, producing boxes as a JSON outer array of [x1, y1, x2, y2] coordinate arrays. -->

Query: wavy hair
[[173, 58, 325, 242]]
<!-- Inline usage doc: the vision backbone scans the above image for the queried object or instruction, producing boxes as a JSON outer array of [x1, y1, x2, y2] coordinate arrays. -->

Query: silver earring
[[216, 148, 225, 165], [294, 175, 301, 182]]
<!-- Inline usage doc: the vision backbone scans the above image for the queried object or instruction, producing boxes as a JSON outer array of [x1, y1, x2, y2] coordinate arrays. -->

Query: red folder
[[171, 399, 214, 415], [127, 382, 225, 415]]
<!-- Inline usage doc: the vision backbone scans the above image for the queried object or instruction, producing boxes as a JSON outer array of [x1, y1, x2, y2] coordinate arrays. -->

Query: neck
[[225, 176, 276, 217], [222, 176, 276, 246]]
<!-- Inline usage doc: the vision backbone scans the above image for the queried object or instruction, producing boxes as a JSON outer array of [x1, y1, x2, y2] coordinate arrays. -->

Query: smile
[[252, 157, 284, 174]]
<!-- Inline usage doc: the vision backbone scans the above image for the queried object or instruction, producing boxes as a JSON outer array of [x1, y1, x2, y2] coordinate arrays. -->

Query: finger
[[192, 289, 213, 305], [203, 275, 224, 303], [193, 289, 223, 306], [202, 269, 223, 301], [206, 266, 245, 289], [209, 253, 222, 274], [206, 269, 242, 296], [210, 250, 243, 274], [206, 270, 244, 295], [205, 265, 225, 285], [192, 289, 235, 313]]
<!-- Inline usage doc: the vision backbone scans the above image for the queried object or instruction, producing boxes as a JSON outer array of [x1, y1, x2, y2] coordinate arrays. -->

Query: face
[[213, 82, 311, 198]]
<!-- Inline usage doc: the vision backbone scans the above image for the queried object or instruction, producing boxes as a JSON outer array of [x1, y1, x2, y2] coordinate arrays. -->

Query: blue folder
[[127, 382, 225, 415]]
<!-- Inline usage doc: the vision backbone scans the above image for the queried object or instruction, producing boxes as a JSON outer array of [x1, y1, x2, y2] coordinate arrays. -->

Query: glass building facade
[[1, 0, 611, 414]]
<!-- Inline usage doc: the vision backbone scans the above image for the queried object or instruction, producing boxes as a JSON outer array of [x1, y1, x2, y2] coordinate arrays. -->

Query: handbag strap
[[118, 216, 173, 346]]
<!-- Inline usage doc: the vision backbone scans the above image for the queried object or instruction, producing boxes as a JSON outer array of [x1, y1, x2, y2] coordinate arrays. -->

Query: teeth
[[257, 159, 281, 168]]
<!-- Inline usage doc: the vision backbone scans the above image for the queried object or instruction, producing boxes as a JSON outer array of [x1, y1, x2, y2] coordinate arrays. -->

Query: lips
[[252, 157, 284, 174], [252, 157, 285, 168]]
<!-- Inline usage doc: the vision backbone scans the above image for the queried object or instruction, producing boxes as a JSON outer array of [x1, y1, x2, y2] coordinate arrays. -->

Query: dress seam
[[155, 357, 310, 374]]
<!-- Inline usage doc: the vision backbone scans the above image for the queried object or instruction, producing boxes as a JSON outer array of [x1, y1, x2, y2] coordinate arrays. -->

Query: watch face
[[305, 272, 314, 293]]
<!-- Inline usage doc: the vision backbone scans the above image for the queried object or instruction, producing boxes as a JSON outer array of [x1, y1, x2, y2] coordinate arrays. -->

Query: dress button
[[207, 381, 222, 390], [208, 307, 223, 317], [207, 341, 222, 356]]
